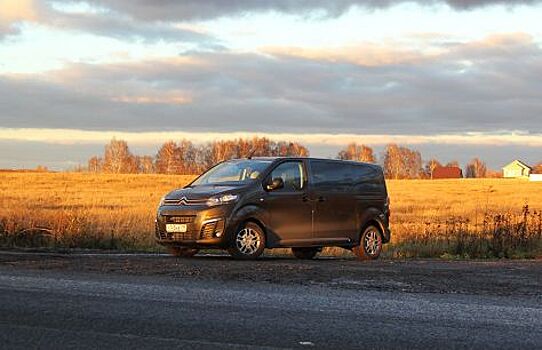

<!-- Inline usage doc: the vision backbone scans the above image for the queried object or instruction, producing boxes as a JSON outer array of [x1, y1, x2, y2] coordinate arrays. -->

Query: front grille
[[163, 197, 207, 206], [156, 229, 199, 241], [172, 231, 199, 240], [166, 216, 195, 224], [156, 216, 199, 241]]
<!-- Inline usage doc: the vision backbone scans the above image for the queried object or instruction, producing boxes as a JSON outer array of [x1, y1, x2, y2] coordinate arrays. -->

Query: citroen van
[[155, 157, 390, 260]]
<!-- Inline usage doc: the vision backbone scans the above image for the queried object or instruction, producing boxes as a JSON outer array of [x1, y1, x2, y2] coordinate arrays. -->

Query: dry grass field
[[1, 172, 541, 258]]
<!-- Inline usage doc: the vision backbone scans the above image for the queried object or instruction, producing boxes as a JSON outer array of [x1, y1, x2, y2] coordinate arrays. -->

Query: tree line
[[86, 139, 520, 179], [88, 137, 309, 175], [335, 143, 497, 179]]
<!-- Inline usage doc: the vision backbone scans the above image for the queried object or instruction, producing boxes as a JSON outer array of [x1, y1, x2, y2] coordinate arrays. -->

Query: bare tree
[[383, 144, 423, 179], [88, 156, 102, 173], [102, 139, 137, 173], [532, 162, 542, 174], [155, 141, 181, 174], [202, 137, 278, 167], [337, 143, 376, 163], [88, 137, 310, 174], [486, 169, 503, 178], [137, 156, 155, 174], [465, 158, 487, 178], [273, 141, 309, 157], [207, 140, 238, 166], [35, 165, 49, 172], [177, 139, 198, 174], [425, 158, 442, 179], [446, 160, 460, 168]]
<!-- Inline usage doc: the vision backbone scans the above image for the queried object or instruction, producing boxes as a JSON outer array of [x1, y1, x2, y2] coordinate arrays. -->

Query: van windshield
[[191, 160, 272, 186]]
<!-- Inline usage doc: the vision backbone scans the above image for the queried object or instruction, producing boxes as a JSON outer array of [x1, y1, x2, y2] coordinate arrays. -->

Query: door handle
[[302, 195, 309, 202], [318, 196, 326, 202]]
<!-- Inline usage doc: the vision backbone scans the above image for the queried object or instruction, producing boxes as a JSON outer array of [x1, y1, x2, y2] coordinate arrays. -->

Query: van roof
[[246, 157, 383, 170]]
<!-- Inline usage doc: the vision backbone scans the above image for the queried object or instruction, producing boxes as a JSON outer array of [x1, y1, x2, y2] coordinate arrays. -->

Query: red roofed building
[[432, 166, 463, 179]]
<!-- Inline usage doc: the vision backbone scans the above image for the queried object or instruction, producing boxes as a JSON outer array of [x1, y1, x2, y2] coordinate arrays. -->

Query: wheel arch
[[358, 209, 389, 244], [229, 204, 269, 247]]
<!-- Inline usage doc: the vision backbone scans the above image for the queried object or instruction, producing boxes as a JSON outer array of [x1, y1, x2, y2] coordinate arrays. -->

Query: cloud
[[3, 0, 539, 43], [42, 8, 211, 43], [264, 33, 538, 67], [262, 44, 439, 66], [0, 0, 213, 43], [51, 0, 542, 22], [2, 128, 542, 147], [111, 92, 192, 105], [1, 33, 541, 136], [0, 0, 39, 37]]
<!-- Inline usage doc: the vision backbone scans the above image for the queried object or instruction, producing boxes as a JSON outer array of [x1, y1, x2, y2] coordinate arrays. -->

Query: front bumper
[[155, 204, 233, 248]]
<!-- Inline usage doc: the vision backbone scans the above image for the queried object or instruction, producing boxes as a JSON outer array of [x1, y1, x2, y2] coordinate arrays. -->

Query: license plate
[[166, 224, 187, 233]]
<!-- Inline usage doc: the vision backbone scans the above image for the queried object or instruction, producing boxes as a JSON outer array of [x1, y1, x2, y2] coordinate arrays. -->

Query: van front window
[[191, 160, 272, 186]]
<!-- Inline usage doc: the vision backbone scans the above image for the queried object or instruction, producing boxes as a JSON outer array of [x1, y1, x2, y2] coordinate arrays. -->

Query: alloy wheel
[[363, 228, 382, 257], [235, 227, 262, 255]]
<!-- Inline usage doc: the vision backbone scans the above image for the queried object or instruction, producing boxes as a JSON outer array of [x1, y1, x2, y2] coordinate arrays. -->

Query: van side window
[[311, 161, 348, 190], [311, 161, 375, 191], [269, 161, 305, 192]]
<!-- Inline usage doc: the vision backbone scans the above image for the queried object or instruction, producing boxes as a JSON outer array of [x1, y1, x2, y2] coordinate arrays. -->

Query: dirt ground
[[1, 249, 540, 297]]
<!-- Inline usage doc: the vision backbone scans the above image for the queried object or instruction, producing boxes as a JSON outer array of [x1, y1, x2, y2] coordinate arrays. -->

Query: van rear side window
[[310, 160, 374, 191]]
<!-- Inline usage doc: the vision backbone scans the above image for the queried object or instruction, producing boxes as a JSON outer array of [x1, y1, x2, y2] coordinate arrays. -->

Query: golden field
[[1, 172, 541, 258]]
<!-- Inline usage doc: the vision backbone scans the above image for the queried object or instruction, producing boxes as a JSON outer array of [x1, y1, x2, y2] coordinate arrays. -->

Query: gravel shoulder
[[0, 250, 540, 297]]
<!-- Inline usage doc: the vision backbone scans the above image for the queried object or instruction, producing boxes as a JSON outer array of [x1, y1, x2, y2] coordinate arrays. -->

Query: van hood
[[165, 184, 243, 200]]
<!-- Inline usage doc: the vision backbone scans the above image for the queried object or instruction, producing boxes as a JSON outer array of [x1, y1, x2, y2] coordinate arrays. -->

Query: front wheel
[[352, 225, 383, 260], [228, 222, 265, 260], [167, 247, 199, 258]]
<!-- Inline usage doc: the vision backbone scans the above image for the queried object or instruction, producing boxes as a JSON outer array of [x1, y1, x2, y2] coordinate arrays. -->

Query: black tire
[[228, 222, 265, 260], [352, 225, 383, 260], [167, 247, 199, 258], [292, 247, 319, 260]]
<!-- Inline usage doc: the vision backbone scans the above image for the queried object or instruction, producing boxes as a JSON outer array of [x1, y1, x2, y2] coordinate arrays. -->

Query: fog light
[[214, 219, 225, 238], [200, 218, 225, 239]]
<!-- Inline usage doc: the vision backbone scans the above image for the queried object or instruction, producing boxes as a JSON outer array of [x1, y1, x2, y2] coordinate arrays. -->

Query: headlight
[[206, 194, 238, 207], [159, 196, 166, 207]]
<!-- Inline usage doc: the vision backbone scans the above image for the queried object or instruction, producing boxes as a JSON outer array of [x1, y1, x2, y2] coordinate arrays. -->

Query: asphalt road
[[0, 254, 541, 349]]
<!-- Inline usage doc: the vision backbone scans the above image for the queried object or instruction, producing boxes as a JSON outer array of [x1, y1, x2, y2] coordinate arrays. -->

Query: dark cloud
[[53, 0, 542, 22], [0, 1, 214, 44], [45, 11, 210, 43], [4, 0, 539, 42], [1, 33, 541, 136]]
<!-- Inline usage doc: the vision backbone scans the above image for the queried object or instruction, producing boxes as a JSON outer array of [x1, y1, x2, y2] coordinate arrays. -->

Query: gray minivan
[[155, 157, 390, 260]]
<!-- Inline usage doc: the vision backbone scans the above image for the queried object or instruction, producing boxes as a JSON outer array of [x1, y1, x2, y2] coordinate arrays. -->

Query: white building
[[502, 160, 532, 178]]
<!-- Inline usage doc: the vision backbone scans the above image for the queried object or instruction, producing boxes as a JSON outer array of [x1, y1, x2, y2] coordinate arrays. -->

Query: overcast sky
[[1, 0, 541, 169]]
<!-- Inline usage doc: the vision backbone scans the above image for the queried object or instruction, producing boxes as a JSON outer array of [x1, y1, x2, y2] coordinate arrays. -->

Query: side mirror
[[266, 177, 284, 191]]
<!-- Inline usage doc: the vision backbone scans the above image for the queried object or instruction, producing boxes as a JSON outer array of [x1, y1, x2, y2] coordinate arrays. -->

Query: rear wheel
[[353, 225, 383, 260], [292, 247, 319, 260], [228, 222, 265, 260], [167, 247, 199, 258]]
